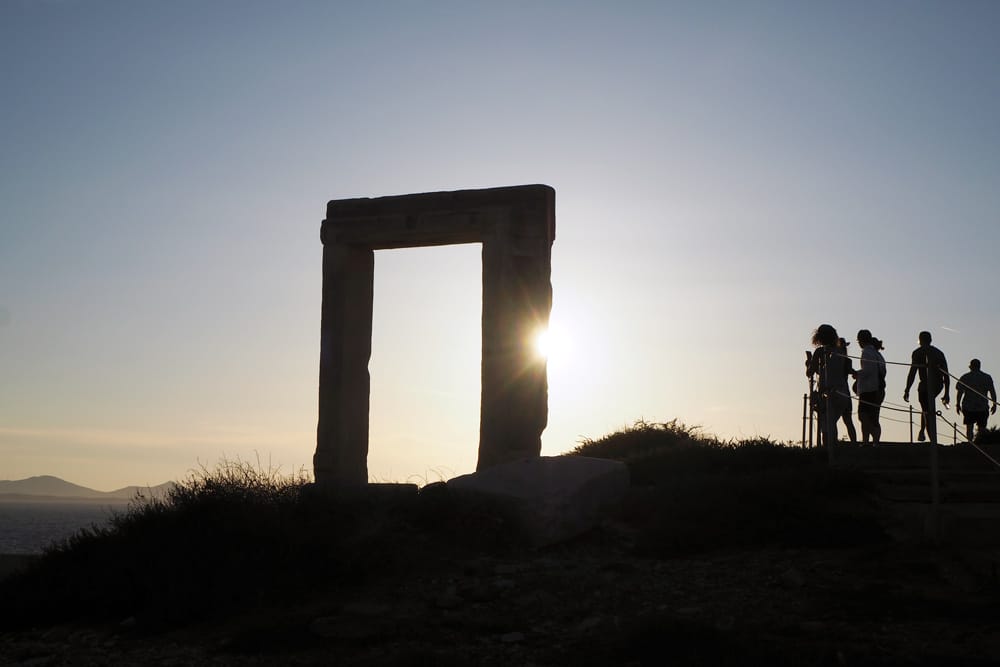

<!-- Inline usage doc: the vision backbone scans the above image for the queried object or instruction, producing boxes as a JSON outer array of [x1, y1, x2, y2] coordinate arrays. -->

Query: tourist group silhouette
[[807, 325, 997, 446]]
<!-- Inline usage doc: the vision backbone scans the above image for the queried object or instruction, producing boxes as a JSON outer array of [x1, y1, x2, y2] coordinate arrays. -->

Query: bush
[[569, 419, 706, 463], [975, 426, 1000, 444], [569, 420, 884, 556], [0, 459, 425, 629]]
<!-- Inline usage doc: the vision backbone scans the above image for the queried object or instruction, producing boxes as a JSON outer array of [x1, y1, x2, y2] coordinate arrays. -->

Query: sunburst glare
[[533, 324, 573, 367]]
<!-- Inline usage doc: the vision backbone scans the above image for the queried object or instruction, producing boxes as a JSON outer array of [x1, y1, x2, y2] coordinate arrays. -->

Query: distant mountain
[[0, 475, 176, 501]]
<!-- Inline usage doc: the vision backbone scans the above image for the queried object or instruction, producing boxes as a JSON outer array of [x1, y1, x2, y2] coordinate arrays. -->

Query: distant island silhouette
[[0, 476, 175, 502]]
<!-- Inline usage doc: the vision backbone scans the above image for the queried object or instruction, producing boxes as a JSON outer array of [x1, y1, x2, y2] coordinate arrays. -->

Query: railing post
[[808, 400, 814, 449], [909, 405, 914, 443], [927, 399, 940, 544], [802, 393, 808, 447]]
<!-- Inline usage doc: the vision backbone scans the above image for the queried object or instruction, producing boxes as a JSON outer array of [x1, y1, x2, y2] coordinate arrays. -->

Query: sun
[[532, 324, 573, 366], [534, 328, 553, 360]]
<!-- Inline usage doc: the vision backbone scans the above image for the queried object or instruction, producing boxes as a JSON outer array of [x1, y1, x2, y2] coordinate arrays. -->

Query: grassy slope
[[0, 422, 886, 631], [571, 420, 883, 556]]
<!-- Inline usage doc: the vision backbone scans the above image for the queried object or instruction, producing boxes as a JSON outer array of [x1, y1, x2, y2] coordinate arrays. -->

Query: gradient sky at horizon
[[3, 1, 1000, 490]]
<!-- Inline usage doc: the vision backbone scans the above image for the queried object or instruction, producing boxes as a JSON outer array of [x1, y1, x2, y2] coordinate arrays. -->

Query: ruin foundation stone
[[315, 185, 555, 488]]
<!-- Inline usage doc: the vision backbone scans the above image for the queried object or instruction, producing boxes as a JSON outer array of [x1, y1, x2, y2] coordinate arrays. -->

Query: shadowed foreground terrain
[[2, 421, 998, 665]]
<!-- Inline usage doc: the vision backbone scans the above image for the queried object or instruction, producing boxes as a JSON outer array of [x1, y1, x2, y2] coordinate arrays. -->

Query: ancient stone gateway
[[315, 185, 555, 488]]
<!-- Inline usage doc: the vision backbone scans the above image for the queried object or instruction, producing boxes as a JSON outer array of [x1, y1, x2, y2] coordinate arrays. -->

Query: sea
[[0, 499, 131, 555]]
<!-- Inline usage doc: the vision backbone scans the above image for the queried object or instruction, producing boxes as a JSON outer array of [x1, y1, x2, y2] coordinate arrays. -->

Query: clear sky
[[3, 1, 1000, 490]]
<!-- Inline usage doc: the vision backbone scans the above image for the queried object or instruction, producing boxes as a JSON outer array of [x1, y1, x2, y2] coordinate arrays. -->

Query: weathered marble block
[[447, 456, 630, 547]]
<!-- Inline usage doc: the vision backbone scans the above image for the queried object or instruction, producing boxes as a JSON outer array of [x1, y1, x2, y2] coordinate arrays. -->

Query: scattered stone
[[601, 560, 637, 574], [576, 616, 603, 632], [494, 578, 516, 590], [309, 616, 394, 642], [19, 657, 55, 667], [500, 631, 526, 643], [780, 567, 806, 588], [799, 621, 829, 633], [343, 601, 393, 616], [461, 581, 499, 603], [715, 615, 736, 632], [675, 605, 704, 617], [434, 586, 464, 610]]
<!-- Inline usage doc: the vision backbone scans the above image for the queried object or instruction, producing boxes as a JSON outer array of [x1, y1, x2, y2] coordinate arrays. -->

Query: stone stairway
[[832, 442, 1000, 545]]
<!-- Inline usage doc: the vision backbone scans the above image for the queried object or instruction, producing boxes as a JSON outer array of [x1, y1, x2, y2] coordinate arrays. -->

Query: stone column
[[478, 221, 553, 470], [315, 241, 374, 488]]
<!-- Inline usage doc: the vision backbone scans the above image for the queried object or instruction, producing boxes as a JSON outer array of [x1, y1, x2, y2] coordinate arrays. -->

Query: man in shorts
[[904, 331, 950, 443], [956, 359, 997, 443]]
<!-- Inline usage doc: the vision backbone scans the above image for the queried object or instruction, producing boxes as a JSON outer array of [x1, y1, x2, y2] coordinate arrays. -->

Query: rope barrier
[[832, 390, 915, 415], [879, 414, 913, 425], [829, 348, 998, 408], [805, 347, 1000, 468], [836, 352, 916, 368]]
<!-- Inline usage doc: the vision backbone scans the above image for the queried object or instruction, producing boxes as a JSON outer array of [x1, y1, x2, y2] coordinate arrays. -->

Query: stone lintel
[[324, 212, 488, 249], [323, 184, 555, 248]]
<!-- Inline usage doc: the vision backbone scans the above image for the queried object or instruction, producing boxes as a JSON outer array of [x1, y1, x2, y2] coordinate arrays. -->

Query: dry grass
[[0, 424, 887, 631]]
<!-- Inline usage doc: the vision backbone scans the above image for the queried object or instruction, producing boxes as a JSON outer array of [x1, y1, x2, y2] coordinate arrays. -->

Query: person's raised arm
[[903, 352, 918, 401], [942, 357, 951, 405]]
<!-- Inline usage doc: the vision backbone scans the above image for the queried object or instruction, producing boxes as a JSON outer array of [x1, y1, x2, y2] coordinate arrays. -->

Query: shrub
[[569, 420, 883, 556], [569, 419, 707, 463], [975, 426, 1000, 445], [0, 459, 423, 629]]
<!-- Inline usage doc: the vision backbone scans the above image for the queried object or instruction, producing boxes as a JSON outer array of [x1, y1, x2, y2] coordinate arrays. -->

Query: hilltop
[[1, 422, 998, 665]]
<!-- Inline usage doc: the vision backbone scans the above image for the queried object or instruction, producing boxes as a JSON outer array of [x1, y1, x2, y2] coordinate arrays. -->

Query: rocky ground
[[3, 524, 999, 667]]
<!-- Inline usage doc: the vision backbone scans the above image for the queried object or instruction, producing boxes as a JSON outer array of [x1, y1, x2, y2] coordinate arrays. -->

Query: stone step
[[879, 501, 1000, 545], [875, 484, 1000, 503], [866, 469, 1000, 483], [867, 470, 1000, 499], [831, 442, 1000, 470]]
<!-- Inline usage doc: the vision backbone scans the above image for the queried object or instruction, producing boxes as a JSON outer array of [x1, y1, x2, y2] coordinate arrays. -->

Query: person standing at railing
[[955, 359, 997, 443], [855, 329, 886, 445], [903, 331, 950, 443], [838, 338, 859, 443], [807, 324, 852, 455]]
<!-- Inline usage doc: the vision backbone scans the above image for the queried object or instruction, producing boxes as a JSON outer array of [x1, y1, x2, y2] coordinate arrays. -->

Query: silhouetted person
[[956, 359, 997, 443], [855, 329, 886, 444], [838, 338, 858, 443], [806, 324, 852, 454], [903, 331, 950, 443]]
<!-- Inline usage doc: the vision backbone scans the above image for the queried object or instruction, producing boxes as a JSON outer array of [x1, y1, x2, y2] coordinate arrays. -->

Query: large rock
[[447, 456, 629, 547]]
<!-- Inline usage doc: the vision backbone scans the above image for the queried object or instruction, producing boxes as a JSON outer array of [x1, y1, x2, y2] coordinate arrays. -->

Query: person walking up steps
[[903, 331, 950, 444], [855, 329, 886, 444], [956, 359, 997, 443], [807, 324, 852, 457], [838, 338, 859, 443]]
